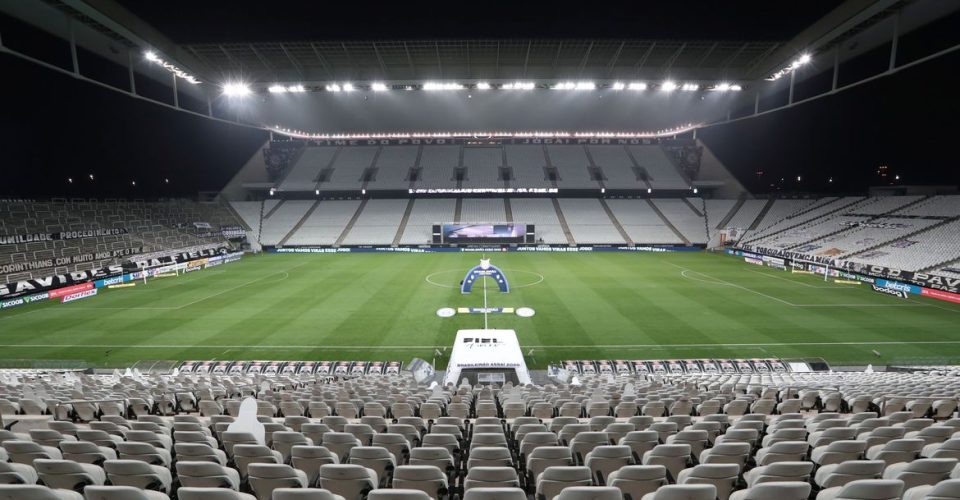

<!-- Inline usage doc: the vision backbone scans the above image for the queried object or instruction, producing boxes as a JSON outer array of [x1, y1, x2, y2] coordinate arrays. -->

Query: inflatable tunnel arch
[[461, 259, 510, 294]]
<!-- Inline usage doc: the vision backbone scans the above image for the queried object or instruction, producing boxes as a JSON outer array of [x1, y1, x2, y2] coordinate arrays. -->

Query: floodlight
[[503, 81, 535, 90], [628, 82, 647, 91], [661, 81, 677, 92], [681, 83, 699, 91], [476, 82, 491, 90], [798, 53, 812, 65], [575, 81, 595, 90], [715, 83, 731, 92], [326, 84, 342, 92], [372, 83, 388, 92], [612, 82, 625, 90], [144, 51, 159, 62], [268, 85, 287, 93], [315, 189, 320, 195], [343, 83, 355, 91], [287, 85, 306, 93], [647, 188, 652, 194], [424, 82, 463, 90], [222, 82, 251, 97], [269, 188, 276, 196], [600, 188, 606, 194], [730, 84, 743, 91], [693, 188, 698, 194]]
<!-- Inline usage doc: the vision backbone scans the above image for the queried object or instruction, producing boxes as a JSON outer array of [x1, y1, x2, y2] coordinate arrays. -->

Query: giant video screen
[[442, 223, 526, 243]]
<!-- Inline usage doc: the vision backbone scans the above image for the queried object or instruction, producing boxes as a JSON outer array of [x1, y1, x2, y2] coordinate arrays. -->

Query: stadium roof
[[8, 0, 945, 90]]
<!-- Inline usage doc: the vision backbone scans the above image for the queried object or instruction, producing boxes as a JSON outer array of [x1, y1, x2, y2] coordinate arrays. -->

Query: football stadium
[[1, 1, 960, 499]]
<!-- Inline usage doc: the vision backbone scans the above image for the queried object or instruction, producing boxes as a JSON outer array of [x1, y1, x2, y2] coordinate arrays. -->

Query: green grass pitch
[[1, 251, 958, 369]]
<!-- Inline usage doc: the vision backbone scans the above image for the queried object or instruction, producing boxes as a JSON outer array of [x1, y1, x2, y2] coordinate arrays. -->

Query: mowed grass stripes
[[1, 252, 958, 368]]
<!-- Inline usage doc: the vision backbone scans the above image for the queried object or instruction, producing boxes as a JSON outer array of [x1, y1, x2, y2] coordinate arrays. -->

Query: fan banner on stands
[[844, 263, 959, 293], [0, 246, 233, 299], [0, 228, 128, 246], [0, 247, 144, 276]]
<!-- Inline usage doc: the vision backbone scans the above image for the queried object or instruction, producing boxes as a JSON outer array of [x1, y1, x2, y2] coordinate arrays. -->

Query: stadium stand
[[605, 199, 685, 245], [340, 200, 409, 246], [0, 199, 242, 284], [398, 199, 456, 245], [587, 146, 647, 190], [417, 146, 460, 189], [508, 198, 567, 244], [1, 368, 960, 499], [626, 145, 690, 190], [374, 146, 420, 190], [546, 146, 599, 189], [557, 199, 625, 244], [283, 201, 363, 247], [505, 146, 551, 188], [279, 148, 337, 192], [461, 148, 505, 188]]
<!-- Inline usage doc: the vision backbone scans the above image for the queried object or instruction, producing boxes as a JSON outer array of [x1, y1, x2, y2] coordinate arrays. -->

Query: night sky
[[0, 0, 957, 197]]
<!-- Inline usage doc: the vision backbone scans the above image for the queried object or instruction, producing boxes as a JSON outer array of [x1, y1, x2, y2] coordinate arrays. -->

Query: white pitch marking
[[677, 267, 926, 308], [745, 269, 845, 289]]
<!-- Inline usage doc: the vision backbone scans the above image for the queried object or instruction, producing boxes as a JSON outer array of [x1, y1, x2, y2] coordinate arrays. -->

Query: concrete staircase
[[552, 199, 576, 245], [646, 199, 690, 245], [277, 200, 320, 247], [334, 199, 369, 247], [599, 199, 633, 245], [391, 199, 416, 246]]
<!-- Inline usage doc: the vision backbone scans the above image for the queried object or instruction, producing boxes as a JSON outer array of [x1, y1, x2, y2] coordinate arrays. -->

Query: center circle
[[424, 269, 544, 289]]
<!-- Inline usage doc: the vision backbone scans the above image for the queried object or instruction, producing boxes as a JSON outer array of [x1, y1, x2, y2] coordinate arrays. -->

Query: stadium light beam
[[143, 50, 200, 84], [476, 82, 491, 90], [628, 82, 648, 91], [681, 83, 699, 91], [222, 82, 251, 97], [423, 82, 464, 91], [372, 83, 388, 92], [343, 83, 355, 92], [503, 81, 535, 90], [661, 81, 677, 92], [612, 82, 625, 90]]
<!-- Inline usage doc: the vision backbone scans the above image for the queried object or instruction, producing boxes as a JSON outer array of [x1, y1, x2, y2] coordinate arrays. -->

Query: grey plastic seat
[[366, 490, 432, 500], [754, 441, 808, 465], [270, 488, 345, 500], [290, 446, 339, 485], [467, 447, 513, 469], [0, 484, 84, 500], [584, 445, 634, 484], [640, 483, 718, 500], [0, 461, 39, 484], [115, 442, 171, 467], [608, 465, 668, 499], [246, 463, 308, 500], [233, 445, 283, 479], [317, 464, 378, 500], [461, 487, 527, 500], [175, 461, 241, 490], [391, 465, 448, 499], [175, 488, 255, 500], [82, 485, 170, 500], [882, 458, 958, 490], [535, 466, 592, 500], [642, 444, 692, 482], [620, 431, 660, 459], [33, 459, 105, 491], [730, 481, 811, 500], [866, 438, 925, 465], [2, 440, 62, 464], [699, 442, 750, 468], [59, 441, 117, 465], [812, 440, 868, 466], [744, 461, 814, 487], [814, 460, 886, 489], [174, 443, 227, 465], [923, 439, 960, 459], [902, 479, 960, 500], [462, 466, 520, 490], [408, 447, 455, 473], [347, 446, 397, 485], [816, 479, 905, 500], [102, 459, 172, 494], [525, 446, 575, 484], [677, 464, 740, 500], [271, 432, 314, 463], [555, 486, 624, 500]]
